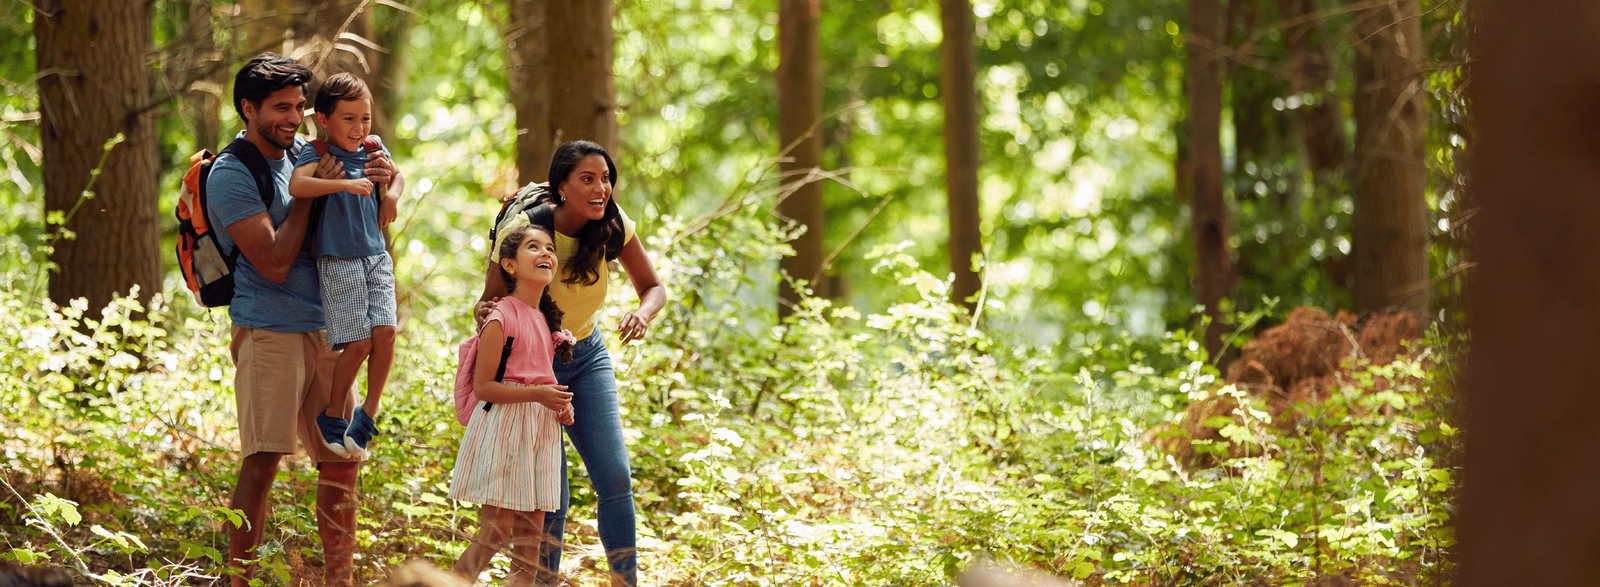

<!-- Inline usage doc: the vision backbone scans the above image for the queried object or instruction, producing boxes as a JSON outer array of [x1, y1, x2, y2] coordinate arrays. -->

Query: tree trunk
[[373, 3, 413, 147], [1186, 0, 1234, 357], [504, 0, 551, 184], [1462, 2, 1600, 585], [1278, 0, 1346, 175], [546, 0, 615, 154], [35, 0, 160, 312], [290, 0, 387, 137], [776, 0, 826, 316], [1351, 0, 1427, 317], [941, 0, 982, 313], [178, 0, 224, 153], [238, 0, 291, 59]]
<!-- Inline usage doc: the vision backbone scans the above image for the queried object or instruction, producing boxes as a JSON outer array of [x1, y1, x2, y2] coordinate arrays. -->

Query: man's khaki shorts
[[230, 326, 365, 464]]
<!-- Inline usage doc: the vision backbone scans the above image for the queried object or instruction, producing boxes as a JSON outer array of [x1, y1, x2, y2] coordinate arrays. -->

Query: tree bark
[[546, 0, 615, 154], [1462, 2, 1600, 585], [504, 0, 551, 184], [290, 0, 387, 137], [35, 0, 161, 312], [1186, 0, 1234, 357], [373, 3, 413, 146], [1278, 0, 1346, 175], [941, 0, 982, 313], [776, 0, 826, 315], [1351, 0, 1427, 316], [178, 0, 224, 153]]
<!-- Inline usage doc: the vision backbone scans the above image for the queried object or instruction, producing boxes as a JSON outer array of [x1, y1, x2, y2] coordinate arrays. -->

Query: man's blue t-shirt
[[208, 134, 324, 332], [294, 137, 389, 259]]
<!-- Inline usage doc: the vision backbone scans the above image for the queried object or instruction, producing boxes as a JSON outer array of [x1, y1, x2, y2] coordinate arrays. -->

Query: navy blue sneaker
[[344, 406, 378, 458], [315, 410, 350, 457]]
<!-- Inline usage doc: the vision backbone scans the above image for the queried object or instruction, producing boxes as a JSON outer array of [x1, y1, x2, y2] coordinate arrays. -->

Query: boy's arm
[[290, 162, 373, 198]]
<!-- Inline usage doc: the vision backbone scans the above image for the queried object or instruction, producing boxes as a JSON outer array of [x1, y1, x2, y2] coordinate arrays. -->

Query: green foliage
[[0, 182, 1457, 584]]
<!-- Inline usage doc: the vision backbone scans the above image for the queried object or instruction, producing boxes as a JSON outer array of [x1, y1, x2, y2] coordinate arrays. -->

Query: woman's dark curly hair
[[495, 224, 575, 362], [537, 140, 624, 288]]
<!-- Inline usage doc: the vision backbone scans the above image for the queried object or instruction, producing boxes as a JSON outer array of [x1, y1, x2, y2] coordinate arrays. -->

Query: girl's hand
[[533, 384, 572, 413], [473, 298, 500, 328], [556, 404, 575, 425], [618, 310, 651, 345]]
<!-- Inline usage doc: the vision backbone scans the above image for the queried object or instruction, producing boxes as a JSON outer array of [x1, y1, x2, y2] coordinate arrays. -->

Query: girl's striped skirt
[[448, 390, 563, 512]]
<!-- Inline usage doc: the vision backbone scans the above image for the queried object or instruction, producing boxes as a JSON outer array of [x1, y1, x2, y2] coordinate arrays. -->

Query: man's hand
[[364, 151, 398, 189], [313, 152, 342, 180]]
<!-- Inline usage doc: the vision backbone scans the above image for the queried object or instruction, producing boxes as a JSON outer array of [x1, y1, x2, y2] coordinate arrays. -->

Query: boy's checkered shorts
[[316, 253, 397, 350]]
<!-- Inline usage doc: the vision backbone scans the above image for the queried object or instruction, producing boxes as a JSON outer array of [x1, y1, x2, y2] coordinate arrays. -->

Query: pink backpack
[[453, 300, 524, 426]]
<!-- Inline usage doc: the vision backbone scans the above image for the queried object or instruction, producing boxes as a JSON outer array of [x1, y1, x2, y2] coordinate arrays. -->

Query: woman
[[474, 141, 666, 586]]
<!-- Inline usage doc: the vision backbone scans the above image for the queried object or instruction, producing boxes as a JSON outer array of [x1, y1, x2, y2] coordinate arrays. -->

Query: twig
[[0, 475, 92, 576], [813, 193, 892, 283], [313, 0, 377, 78]]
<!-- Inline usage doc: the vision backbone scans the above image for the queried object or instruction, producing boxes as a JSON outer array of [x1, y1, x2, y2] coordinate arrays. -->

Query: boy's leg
[[362, 326, 396, 415], [318, 256, 375, 419], [360, 252, 399, 417], [228, 452, 282, 587], [329, 336, 374, 415]]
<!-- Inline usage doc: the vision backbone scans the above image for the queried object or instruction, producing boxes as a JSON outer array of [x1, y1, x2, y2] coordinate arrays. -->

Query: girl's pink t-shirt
[[484, 296, 559, 387]]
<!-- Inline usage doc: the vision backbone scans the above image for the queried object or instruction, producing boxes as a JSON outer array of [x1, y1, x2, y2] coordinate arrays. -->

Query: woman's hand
[[618, 310, 652, 345], [532, 384, 572, 413], [474, 298, 500, 328]]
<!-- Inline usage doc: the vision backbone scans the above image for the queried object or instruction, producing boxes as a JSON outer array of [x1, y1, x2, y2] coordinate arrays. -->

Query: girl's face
[[314, 97, 372, 153], [502, 228, 559, 287], [557, 154, 613, 221]]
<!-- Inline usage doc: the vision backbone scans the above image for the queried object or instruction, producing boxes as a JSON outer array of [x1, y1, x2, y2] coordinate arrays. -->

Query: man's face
[[245, 85, 306, 151]]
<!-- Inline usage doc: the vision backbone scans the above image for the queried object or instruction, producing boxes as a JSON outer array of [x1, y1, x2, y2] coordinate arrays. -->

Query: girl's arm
[[289, 162, 373, 199], [473, 321, 572, 410], [616, 236, 669, 344]]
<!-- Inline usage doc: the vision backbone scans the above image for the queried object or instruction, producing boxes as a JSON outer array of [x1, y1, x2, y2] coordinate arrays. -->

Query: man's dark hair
[[313, 72, 371, 116], [233, 53, 312, 125]]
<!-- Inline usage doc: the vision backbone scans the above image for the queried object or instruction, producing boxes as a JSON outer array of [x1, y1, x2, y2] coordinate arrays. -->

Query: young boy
[[288, 72, 404, 458]]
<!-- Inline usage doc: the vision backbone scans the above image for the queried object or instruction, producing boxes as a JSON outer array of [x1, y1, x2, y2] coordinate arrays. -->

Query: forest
[[3, 0, 1565, 585]]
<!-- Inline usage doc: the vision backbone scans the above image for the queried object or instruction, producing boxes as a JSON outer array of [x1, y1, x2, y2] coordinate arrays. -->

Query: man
[[208, 53, 400, 587]]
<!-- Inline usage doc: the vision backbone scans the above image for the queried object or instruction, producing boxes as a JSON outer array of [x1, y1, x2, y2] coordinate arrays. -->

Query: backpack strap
[[205, 139, 277, 264]]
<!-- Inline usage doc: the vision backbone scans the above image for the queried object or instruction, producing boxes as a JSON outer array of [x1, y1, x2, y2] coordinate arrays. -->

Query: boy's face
[[314, 97, 373, 153]]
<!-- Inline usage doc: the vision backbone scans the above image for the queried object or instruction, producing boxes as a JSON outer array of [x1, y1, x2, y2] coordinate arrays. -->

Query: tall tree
[[1185, 0, 1234, 356], [1463, 2, 1600, 585], [35, 0, 161, 311], [290, 0, 387, 137], [940, 0, 982, 313], [776, 0, 826, 315], [1278, 0, 1346, 176], [177, 0, 225, 153], [547, 0, 616, 154], [503, 0, 551, 184], [1351, 0, 1427, 316]]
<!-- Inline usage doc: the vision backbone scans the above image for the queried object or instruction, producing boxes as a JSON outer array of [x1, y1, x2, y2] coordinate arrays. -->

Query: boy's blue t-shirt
[[294, 137, 389, 259], [208, 134, 325, 333]]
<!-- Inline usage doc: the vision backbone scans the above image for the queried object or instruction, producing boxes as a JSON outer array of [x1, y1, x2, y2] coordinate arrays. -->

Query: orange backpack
[[173, 138, 279, 307]]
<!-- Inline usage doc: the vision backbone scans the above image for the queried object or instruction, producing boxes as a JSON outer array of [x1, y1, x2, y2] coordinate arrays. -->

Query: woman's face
[[503, 229, 559, 287], [557, 154, 613, 222]]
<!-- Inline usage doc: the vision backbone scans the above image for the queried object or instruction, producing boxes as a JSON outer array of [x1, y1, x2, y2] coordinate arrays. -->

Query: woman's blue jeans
[[540, 327, 637, 585]]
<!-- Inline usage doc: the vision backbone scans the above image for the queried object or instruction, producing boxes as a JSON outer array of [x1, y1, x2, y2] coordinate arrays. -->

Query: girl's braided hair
[[495, 224, 575, 362]]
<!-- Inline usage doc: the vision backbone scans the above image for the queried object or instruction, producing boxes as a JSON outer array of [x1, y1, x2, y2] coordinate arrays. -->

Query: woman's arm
[[616, 236, 669, 344], [472, 321, 572, 409], [474, 261, 510, 327], [290, 162, 372, 199]]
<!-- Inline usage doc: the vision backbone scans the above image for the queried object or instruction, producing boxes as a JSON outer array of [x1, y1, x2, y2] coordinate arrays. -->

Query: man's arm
[[227, 201, 313, 283]]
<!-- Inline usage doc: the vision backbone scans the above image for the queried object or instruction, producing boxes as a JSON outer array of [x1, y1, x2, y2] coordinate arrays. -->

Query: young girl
[[450, 224, 578, 585]]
